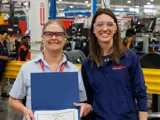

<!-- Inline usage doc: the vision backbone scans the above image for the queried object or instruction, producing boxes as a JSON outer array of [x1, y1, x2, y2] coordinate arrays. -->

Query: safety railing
[[143, 68, 160, 94], [4, 61, 160, 118], [3, 61, 160, 94], [4, 61, 25, 79]]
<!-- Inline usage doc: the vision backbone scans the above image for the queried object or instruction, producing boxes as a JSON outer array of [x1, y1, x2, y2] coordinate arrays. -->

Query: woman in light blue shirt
[[9, 20, 91, 120]]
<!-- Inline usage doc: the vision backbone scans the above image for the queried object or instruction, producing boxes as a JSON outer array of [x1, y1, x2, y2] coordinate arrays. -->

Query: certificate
[[34, 109, 78, 120]]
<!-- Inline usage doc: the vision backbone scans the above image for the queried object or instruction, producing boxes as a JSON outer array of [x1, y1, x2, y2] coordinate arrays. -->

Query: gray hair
[[42, 20, 66, 34]]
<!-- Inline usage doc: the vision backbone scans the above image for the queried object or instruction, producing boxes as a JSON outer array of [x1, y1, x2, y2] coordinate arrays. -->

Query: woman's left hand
[[74, 102, 92, 117]]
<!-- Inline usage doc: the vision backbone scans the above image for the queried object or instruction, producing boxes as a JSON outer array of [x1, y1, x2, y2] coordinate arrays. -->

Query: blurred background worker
[[123, 28, 136, 49], [17, 35, 31, 61], [0, 30, 11, 100], [81, 39, 89, 57], [14, 34, 22, 60], [17, 35, 31, 106]]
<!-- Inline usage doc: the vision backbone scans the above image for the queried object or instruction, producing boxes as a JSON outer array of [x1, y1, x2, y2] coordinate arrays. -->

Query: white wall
[[28, 0, 49, 59], [29, 0, 49, 43]]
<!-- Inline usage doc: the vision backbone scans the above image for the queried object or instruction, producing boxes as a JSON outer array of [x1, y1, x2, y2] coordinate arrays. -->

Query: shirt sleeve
[[9, 65, 27, 99], [78, 68, 87, 102], [19, 48, 26, 61], [130, 54, 148, 112], [0, 44, 6, 56], [81, 63, 93, 105]]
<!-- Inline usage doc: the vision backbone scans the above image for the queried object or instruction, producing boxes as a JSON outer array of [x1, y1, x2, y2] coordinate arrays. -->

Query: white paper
[[34, 109, 78, 120]]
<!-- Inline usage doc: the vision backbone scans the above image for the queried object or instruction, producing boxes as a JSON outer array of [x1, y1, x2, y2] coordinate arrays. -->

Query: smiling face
[[93, 14, 117, 45], [42, 23, 66, 52], [89, 8, 125, 66]]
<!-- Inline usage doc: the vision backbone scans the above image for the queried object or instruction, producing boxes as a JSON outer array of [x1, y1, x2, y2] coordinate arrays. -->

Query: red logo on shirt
[[112, 66, 126, 70]]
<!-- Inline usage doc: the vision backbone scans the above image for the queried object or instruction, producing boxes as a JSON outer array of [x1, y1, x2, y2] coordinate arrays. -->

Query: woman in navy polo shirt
[[82, 8, 148, 120]]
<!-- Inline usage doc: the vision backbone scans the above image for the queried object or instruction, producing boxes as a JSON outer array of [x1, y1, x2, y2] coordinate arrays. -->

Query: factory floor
[[0, 78, 157, 120], [0, 93, 154, 120], [0, 95, 22, 120]]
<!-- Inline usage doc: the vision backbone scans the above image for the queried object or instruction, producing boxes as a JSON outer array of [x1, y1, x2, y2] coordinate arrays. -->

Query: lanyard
[[39, 60, 65, 72]]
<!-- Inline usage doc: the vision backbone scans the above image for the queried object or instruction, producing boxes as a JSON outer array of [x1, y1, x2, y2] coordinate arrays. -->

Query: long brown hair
[[89, 8, 126, 67]]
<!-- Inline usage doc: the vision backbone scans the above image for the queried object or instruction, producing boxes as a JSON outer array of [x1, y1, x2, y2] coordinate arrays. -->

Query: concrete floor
[[0, 94, 154, 120], [0, 77, 22, 120], [0, 96, 22, 120], [0, 77, 157, 120]]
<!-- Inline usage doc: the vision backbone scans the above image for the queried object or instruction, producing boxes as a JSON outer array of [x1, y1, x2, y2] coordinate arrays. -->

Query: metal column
[[28, 0, 49, 59], [91, 0, 97, 16], [50, 0, 56, 20], [102, 0, 110, 8], [28, 0, 49, 43]]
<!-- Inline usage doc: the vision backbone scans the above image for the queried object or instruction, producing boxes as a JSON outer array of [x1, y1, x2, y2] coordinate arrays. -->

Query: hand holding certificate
[[34, 109, 78, 120]]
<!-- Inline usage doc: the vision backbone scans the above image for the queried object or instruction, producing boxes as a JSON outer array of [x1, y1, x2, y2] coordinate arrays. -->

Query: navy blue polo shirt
[[0, 42, 8, 72], [82, 49, 147, 120]]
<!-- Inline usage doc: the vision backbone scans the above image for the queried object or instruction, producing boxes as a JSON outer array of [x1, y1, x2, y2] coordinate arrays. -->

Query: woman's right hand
[[23, 107, 35, 120]]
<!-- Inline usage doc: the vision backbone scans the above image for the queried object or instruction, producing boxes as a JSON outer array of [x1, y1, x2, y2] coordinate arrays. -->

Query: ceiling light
[[150, 0, 154, 1], [2, 0, 8, 3], [87, 4, 90, 7], [70, 6, 73, 8], [114, 8, 124, 11], [129, 8, 139, 13], [127, 0, 131, 3], [144, 4, 155, 8], [147, 2, 151, 5], [58, 0, 62, 1], [135, 5, 139, 8], [85, 1, 88, 3], [23, 2, 27, 6]]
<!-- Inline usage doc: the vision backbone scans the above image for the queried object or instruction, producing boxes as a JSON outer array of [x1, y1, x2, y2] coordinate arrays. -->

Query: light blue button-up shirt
[[10, 53, 87, 118]]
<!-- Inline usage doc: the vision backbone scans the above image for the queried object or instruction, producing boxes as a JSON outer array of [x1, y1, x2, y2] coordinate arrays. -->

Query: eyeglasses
[[94, 22, 115, 29], [43, 31, 65, 38]]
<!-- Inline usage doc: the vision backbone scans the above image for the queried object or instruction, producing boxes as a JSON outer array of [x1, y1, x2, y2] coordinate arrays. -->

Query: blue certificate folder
[[31, 72, 80, 119]]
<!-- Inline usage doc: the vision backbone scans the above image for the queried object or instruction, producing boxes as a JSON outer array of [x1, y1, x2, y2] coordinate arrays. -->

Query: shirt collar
[[33, 53, 68, 67], [33, 53, 45, 63], [103, 52, 127, 63]]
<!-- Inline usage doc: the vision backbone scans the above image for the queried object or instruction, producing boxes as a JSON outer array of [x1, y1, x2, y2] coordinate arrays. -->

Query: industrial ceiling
[[0, 0, 159, 15]]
